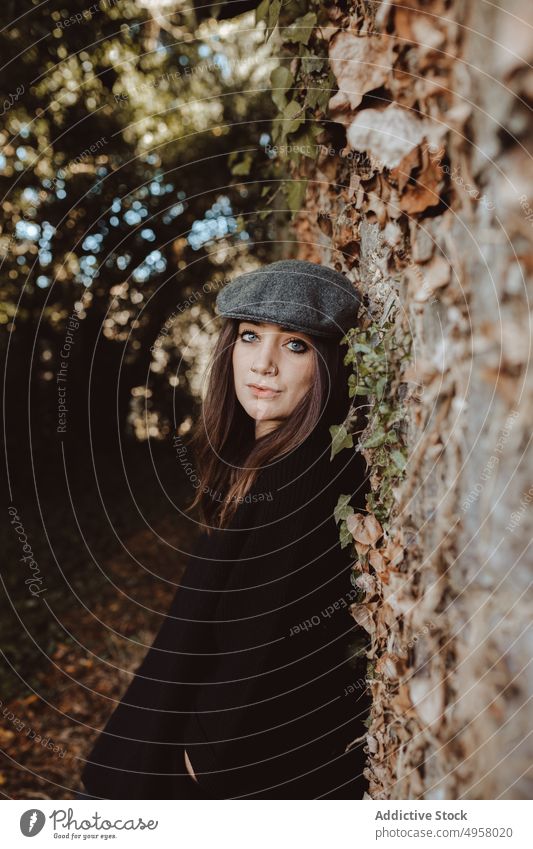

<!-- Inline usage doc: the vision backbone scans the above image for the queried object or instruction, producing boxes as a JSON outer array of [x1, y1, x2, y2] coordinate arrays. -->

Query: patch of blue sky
[[39, 222, 55, 249], [187, 194, 239, 250], [16, 220, 40, 240], [162, 201, 185, 224], [78, 255, 99, 281], [124, 209, 142, 225], [132, 249, 167, 283], [22, 187, 40, 204], [132, 266, 150, 283], [167, 202, 184, 219], [82, 233, 103, 252]]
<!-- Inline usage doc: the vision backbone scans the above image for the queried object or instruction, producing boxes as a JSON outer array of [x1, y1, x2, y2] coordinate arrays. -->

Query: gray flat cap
[[215, 259, 360, 338]]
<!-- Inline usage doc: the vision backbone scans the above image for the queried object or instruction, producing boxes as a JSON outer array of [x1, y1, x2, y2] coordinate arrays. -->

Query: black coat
[[81, 420, 372, 799]]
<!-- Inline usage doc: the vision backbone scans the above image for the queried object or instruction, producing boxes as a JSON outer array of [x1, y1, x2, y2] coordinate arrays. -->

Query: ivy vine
[[332, 316, 411, 547], [230, 0, 411, 569], [229, 0, 335, 218]]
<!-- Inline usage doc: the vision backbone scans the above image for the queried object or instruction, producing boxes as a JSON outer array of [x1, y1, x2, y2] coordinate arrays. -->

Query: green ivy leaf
[[283, 179, 307, 219], [352, 342, 373, 354], [270, 65, 294, 111], [231, 153, 253, 176], [334, 493, 354, 524], [255, 0, 270, 25], [315, 70, 336, 111], [329, 423, 354, 458], [339, 521, 353, 549], [286, 121, 322, 159], [303, 56, 326, 74], [305, 85, 323, 110], [283, 11, 317, 45], [266, 0, 282, 40], [375, 375, 388, 398], [362, 429, 388, 449], [280, 0, 309, 23], [282, 99, 305, 134], [391, 449, 407, 472]]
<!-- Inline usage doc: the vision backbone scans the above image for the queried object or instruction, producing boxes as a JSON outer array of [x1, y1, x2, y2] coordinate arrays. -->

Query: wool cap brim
[[215, 259, 361, 338]]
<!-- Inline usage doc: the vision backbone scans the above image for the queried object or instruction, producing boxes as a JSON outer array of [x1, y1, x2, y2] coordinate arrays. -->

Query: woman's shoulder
[[248, 417, 369, 522]]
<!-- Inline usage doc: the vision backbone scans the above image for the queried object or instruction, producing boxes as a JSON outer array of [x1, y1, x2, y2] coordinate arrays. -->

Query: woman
[[80, 259, 371, 800]]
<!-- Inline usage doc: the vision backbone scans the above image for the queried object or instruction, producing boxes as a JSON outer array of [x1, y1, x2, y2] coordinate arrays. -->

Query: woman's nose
[[251, 350, 278, 374], [251, 339, 278, 374], [252, 360, 277, 374]]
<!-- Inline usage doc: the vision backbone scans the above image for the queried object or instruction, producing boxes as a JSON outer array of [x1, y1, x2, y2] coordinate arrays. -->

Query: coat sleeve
[[80, 529, 239, 800], [182, 446, 371, 798]]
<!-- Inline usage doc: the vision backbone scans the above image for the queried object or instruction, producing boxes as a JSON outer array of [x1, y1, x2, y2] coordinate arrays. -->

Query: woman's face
[[232, 320, 316, 439]]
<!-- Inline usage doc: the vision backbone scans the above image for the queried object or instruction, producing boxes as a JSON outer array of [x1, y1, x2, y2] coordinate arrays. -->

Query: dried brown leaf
[[328, 32, 395, 113], [400, 157, 444, 213], [350, 601, 378, 636], [347, 512, 383, 544], [346, 104, 446, 169], [410, 254, 451, 302], [408, 674, 445, 731]]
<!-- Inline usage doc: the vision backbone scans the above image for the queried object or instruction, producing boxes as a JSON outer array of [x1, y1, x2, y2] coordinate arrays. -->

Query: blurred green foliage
[[0, 0, 283, 451]]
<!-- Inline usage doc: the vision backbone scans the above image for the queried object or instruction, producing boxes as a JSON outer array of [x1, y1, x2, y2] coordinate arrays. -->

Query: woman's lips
[[247, 384, 281, 399]]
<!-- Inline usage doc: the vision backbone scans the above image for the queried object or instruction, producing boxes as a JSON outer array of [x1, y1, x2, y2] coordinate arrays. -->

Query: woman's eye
[[239, 329, 257, 342], [286, 338, 308, 354]]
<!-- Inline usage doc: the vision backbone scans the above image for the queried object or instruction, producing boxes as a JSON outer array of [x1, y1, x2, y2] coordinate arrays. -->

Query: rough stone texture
[[292, 0, 532, 799]]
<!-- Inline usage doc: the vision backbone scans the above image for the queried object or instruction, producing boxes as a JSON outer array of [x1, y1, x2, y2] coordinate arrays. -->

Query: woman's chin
[[246, 403, 281, 420]]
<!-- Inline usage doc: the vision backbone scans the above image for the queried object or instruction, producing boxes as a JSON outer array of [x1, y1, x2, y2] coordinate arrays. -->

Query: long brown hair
[[184, 317, 356, 532]]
